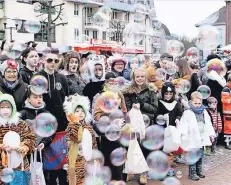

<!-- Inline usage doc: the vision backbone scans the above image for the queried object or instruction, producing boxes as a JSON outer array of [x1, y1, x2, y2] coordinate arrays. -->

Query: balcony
[[66, 0, 104, 6], [84, 17, 107, 29]]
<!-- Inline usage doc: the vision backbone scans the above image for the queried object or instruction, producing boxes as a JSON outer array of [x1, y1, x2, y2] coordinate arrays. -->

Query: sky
[[154, 0, 225, 38]]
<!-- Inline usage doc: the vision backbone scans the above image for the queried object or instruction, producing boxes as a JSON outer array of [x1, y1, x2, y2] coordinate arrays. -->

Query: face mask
[[0, 108, 12, 119]]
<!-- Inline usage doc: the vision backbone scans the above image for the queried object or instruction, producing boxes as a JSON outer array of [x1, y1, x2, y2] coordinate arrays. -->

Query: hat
[[63, 94, 91, 123], [107, 54, 127, 68], [105, 72, 118, 80], [207, 96, 217, 104], [0, 59, 19, 76], [161, 82, 176, 98], [207, 58, 225, 73]]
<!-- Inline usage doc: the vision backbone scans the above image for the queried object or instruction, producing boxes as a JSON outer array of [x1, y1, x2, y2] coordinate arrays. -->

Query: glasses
[[46, 58, 59, 64]]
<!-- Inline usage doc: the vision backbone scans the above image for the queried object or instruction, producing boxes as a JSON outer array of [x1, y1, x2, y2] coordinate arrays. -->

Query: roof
[[195, 6, 226, 27], [161, 23, 171, 36]]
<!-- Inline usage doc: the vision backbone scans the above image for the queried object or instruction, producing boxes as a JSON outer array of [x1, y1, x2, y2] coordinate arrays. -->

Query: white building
[[0, 0, 170, 54]]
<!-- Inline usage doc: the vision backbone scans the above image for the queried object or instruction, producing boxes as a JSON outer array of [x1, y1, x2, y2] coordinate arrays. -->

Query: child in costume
[[206, 96, 222, 153], [65, 94, 97, 185], [179, 92, 216, 181], [0, 94, 36, 183]]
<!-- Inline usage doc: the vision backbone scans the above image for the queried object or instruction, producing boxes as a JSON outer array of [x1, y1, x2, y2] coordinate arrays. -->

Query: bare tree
[[33, 0, 68, 47], [179, 35, 196, 56]]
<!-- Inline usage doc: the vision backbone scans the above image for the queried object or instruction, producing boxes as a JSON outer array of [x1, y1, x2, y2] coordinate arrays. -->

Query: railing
[[84, 17, 105, 27]]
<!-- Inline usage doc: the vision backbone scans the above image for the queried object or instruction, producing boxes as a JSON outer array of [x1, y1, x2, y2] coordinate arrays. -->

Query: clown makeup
[[75, 107, 86, 122], [68, 58, 78, 73], [164, 92, 173, 101], [0, 101, 12, 119]]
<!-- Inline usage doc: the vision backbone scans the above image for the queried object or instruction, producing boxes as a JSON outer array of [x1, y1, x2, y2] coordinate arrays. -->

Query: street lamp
[[2, 16, 21, 42], [107, 20, 126, 43]]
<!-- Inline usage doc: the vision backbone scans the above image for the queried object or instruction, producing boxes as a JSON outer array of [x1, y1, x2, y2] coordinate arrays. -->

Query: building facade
[[0, 0, 170, 54]]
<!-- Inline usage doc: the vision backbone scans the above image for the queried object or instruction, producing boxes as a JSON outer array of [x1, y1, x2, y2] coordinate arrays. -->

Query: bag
[[163, 122, 181, 153], [43, 131, 68, 170], [9, 153, 31, 185], [30, 150, 46, 185], [123, 133, 149, 174]]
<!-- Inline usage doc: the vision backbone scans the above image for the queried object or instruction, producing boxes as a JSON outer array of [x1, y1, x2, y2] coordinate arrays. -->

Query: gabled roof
[[195, 6, 226, 27]]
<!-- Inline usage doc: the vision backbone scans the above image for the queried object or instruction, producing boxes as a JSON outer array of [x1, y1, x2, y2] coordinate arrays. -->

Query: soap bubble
[[133, 3, 146, 22], [98, 116, 111, 133], [156, 68, 167, 81], [34, 113, 57, 137], [8, 43, 23, 59], [156, 115, 166, 126], [24, 20, 41, 34], [119, 124, 133, 147], [146, 151, 170, 180], [184, 148, 202, 165], [30, 75, 48, 94], [177, 79, 191, 94], [124, 23, 144, 44], [167, 40, 185, 57], [163, 177, 182, 185], [187, 47, 199, 62], [176, 170, 183, 179], [0, 168, 15, 183], [97, 6, 112, 21], [98, 91, 120, 113], [149, 8, 157, 20], [110, 147, 127, 166], [143, 114, 150, 128], [197, 85, 211, 99], [105, 124, 121, 141], [142, 125, 165, 150]]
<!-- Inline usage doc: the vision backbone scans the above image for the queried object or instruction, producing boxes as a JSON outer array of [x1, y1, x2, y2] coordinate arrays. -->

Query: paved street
[[127, 147, 231, 185]]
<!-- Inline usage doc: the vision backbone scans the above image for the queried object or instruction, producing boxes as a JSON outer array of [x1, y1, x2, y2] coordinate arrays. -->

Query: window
[[74, 28, 79, 40], [125, 13, 130, 22], [102, 31, 107, 40], [18, 20, 27, 33], [112, 12, 118, 19], [0, 2, 3, 9], [74, 3, 79, 16], [93, 31, 98, 39], [34, 22, 56, 42], [17, 0, 32, 3], [86, 7, 93, 17], [85, 29, 89, 36], [40, 5, 56, 14]]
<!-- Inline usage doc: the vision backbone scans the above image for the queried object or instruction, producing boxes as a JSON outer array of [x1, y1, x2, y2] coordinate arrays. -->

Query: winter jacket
[[20, 100, 55, 148], [157, 100, 183, 127], [19, 66, 35, 85], [179, 109, 216, 150], [123, 85, 158, 123], [111, 69, 131, 81], [60, 70, 86, 95], [221, 83, 231, 114], [35, 69, 69, 132], [187, 73, 201, 99], [198, 66, 208, 85], [0, 75, 27, 111], [83, 81, 105, 108]]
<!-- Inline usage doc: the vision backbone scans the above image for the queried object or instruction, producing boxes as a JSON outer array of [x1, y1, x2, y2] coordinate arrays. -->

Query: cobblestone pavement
[[127, 146, 231, 185]]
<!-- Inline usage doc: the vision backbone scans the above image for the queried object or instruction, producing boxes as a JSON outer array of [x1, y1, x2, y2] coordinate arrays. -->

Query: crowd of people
[[0, 40, 230, 185]]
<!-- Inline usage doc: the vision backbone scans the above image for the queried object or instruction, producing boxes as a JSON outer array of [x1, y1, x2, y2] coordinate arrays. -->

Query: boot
[[139, 173, 147, 184], [196, 158, 205, 178], [188, 165, 200, 181], [225, 144, 231, 150], [211, 143, 215, 153]]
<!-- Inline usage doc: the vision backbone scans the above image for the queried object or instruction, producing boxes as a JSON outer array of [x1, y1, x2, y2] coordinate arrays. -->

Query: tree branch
[[51, 5, 63, 24], [49, 22, 68, 29], [51, 3, 65, 8]]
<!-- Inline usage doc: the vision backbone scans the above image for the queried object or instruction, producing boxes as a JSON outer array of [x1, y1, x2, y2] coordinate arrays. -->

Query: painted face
[[0, 101, 12, 119], [68, 58, 78, 73], [134, 71, 146, 86], [75, 107, 86, 121], [94, 64, 103, 78], [4, 68, 17, 82], [28, 94, 43, 108], [24, 51, 39, 68], [164, 92, 173, 101], [113, 61, 125, 72], [191, 98, 202, 108], [45, 53, 59, 72]]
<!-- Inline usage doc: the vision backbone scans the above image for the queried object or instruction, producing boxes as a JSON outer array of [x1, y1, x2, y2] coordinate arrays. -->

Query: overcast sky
[[154, 0, 225, 38]]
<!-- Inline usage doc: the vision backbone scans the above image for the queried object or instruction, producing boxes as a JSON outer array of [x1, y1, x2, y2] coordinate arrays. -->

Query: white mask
[[0, 108, 12, 119]]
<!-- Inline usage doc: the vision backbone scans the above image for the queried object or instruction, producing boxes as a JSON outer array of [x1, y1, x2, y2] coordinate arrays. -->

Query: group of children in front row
[[0, 73, 228, 184]]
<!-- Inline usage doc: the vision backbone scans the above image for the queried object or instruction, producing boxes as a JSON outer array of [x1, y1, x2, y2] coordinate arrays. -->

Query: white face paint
[[0, 108, 12, 119]]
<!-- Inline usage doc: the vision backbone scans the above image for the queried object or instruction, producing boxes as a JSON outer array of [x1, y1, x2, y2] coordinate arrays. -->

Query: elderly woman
[[60, 51, 86, 95], [0, 59, 27, 111]]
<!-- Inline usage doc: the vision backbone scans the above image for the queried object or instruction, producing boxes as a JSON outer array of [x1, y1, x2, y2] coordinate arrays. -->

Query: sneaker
[[139, 174, 147, 184], [167, 168, 175, 176], [175, 156, 185, 164]]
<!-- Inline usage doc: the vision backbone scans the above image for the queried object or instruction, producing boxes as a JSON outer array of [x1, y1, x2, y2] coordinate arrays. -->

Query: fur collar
[[123, 83, 155, 94], [0, 112, 21, 127]]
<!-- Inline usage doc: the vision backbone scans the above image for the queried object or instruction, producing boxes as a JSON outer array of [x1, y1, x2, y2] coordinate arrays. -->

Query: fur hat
[[63, 94, 91, 123], [63, 51, 80, 71], [107, 54, 127, 68], [161, 82, 176, 98], [0, 59, 19, 76], [207, 96, 218, 104], [0, 94, 17, 118]]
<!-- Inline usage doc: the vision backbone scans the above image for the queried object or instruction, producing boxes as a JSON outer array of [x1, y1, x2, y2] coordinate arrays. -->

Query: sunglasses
[[46, 58, 59, 64]]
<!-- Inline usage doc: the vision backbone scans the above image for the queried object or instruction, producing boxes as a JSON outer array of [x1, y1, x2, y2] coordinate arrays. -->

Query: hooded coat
[[19, 66, 36, 85], [35, 69, 69, 132], [0, 94, 36, 174], [0, 75, 27, 111]]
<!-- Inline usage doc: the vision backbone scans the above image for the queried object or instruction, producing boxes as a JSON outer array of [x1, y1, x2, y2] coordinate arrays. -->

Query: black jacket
[[19, 66, 35, 85], [0, 75, 27, 111], [35, 70, 69, 132], [20, 100, 54, 148], [156, 100, 183, 127], [123, 86, 158, 123]]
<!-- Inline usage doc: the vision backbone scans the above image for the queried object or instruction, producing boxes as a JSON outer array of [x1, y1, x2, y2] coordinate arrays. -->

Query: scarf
[[189, 102, 207, 114], [3, 79, 18, 90]]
